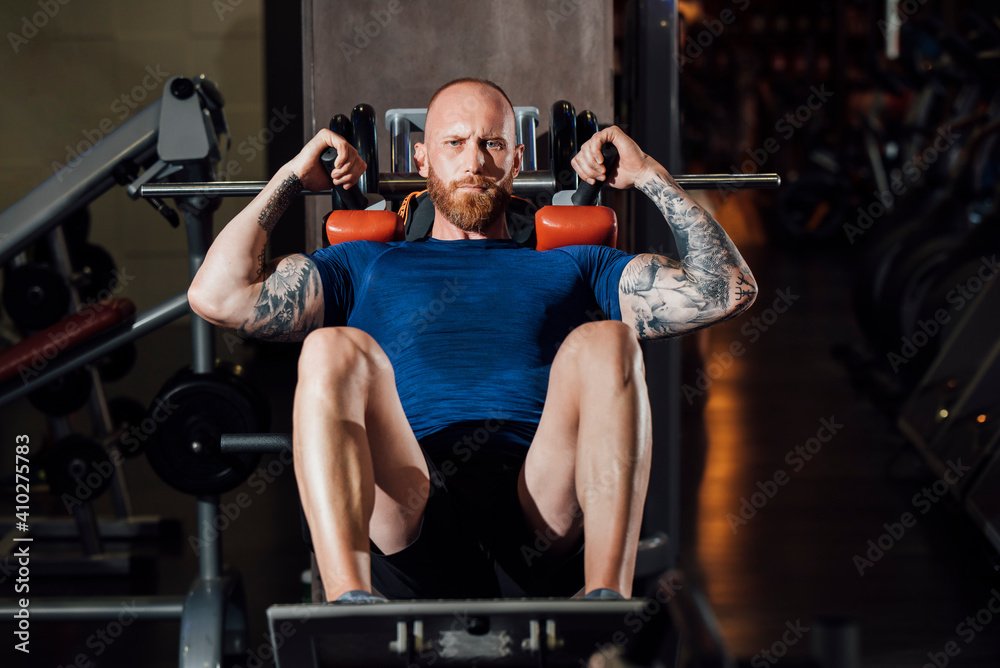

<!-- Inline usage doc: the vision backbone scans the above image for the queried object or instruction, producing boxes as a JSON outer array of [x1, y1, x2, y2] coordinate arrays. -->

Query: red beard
[[426, 165, 514, 234]]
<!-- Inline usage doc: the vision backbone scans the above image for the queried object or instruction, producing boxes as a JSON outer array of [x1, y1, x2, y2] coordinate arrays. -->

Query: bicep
[[618, 253, 731, 339], [236, 254, 324, 342]]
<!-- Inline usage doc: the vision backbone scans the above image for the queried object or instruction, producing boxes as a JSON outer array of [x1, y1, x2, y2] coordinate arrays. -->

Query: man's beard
[[426, 165, 514, 235]]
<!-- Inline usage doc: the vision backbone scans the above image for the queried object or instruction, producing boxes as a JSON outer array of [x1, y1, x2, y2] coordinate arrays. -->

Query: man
[[188, 78, 757, 603]]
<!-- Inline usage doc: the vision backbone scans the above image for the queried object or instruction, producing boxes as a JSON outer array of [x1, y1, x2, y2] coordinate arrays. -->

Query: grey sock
[[583, 588, 625, 600], [333, 590, 388, 604]]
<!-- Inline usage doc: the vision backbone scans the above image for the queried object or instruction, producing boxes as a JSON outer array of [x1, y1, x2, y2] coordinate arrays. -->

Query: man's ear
[[414, 142, 429, 178], [512, 143, 524, 179]]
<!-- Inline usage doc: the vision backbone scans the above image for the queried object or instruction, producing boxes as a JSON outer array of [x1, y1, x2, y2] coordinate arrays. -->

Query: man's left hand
[[571, 125, 656, 190]]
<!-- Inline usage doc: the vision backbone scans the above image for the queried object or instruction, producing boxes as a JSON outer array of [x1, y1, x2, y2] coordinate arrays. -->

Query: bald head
[[424, 78, 516, 139], [414, 78, 524, 238]]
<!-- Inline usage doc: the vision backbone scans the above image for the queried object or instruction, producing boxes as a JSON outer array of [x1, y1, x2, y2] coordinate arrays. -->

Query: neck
[[430, 211, 511, 240]]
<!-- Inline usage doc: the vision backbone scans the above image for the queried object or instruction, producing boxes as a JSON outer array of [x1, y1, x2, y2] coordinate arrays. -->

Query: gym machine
[[183, 80, 778, 664], [0, 75, 265, 667]]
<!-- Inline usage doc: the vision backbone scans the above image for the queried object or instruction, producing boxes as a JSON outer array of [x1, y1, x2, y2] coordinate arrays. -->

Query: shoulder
[[550, 244, 636, 267], [310, 240, 400, 266]]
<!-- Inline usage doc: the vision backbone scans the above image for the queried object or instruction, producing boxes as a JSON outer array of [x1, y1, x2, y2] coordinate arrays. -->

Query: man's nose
[[460, 142, 485, 174]]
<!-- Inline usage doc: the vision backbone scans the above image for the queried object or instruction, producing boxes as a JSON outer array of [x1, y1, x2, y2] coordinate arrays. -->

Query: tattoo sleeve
[[237, 255, 323, 342], [620, 169, 757, 339], [254, 173, 303, 278], [236, 173, 323, 341]]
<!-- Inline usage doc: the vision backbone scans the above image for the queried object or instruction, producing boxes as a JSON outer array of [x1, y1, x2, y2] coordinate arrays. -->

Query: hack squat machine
[[0, 15, 797, 668]]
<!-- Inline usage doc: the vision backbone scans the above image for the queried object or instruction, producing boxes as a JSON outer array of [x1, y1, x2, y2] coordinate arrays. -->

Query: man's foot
[[330, 590, 388, 604], [583, 588, 625, 600]]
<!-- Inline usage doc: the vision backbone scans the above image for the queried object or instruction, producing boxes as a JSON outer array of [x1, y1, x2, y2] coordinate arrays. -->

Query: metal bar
[[630, 0, 683, 573], [517, 109, 538, 171], [0, 294, 190, 409], [389, 114, 413, 173], [197, 497, 221, 580], [139, 172, 779, 199], [0, 102, 161, 266], [182, 208, 215, 375], [220, 433, 292, 454], [0, 597, 185, 620]]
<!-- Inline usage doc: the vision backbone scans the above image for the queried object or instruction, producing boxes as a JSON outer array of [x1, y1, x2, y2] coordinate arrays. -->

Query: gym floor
[[4, 210, 1000, 667]]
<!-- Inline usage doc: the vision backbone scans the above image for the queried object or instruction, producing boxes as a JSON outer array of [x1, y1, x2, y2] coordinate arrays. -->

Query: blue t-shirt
[[308, 237, 634, 440]]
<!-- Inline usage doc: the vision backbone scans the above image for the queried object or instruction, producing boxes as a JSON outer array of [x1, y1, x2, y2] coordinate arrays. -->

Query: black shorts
[[371, 420, 584, 600]]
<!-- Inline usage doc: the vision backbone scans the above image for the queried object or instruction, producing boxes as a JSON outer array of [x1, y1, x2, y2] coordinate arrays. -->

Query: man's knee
[[560, 320, 644, 383], [298, 326, 390, 384]]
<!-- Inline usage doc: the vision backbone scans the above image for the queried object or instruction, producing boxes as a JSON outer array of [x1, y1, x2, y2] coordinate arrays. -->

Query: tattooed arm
[[187, 130, 365, 341], [572, 126, 758, 340]]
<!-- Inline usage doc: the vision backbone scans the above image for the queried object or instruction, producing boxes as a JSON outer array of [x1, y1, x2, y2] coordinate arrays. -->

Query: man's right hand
[[285, 129, 367, 192]]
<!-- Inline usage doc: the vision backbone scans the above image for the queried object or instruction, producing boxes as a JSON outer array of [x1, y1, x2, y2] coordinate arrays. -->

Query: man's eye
[[486, 140, 504, 149], [447, 139, 462, 147]]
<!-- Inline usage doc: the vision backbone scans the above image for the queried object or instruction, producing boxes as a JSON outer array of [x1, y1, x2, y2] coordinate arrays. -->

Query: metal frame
[[0, 76, 248, 668], [139, 172, 779, 199], [625, 0, 684, 573]]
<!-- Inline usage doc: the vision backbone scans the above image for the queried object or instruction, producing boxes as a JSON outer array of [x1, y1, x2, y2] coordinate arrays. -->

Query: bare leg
[[519, 320, 652, 596], [293, 327, 429, 601]]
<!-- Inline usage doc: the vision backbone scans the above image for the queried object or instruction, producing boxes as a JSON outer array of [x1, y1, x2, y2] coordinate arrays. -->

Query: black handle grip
[[321, 147, 368, 210], [571, 143, 620, 206], [329, 114, 354, 144]]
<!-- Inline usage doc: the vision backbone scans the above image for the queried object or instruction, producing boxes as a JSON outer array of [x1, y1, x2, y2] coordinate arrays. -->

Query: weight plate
[[144, 369, 264, 495], [2, 263, 71, 331], [72, 243, 117, 303]]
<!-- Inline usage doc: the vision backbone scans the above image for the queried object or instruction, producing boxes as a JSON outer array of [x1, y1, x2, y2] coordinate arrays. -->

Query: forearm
[[635, 160, 757, 311], [188, 166, 303, 322]]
